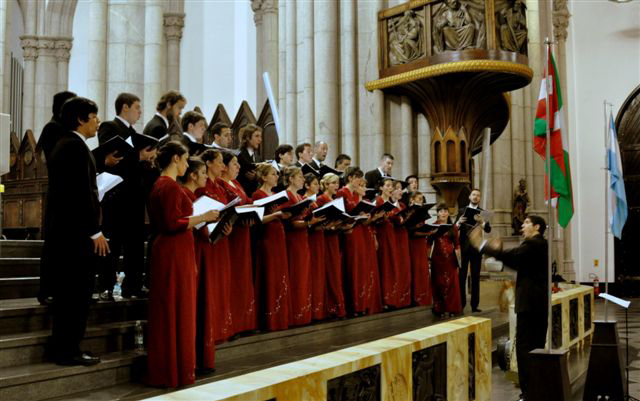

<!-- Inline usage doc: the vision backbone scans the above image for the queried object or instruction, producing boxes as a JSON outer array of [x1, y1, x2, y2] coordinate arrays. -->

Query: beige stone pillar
[[163, 12, 185, 92], [34, 37, 58, 137], [491, 121, 513, 236], [399, 96, 413, 179], [253, 0, 278, 110], [55, 38, 72, 92], [357, 0, 385, 169], [144, 0, 163, 129], [340, 0, 357, 159], [20, 0, 37, 133], [277, 0, 287, 142], [284, 0, 297, 145], [87, 0, 108, 120], [0, 0, 6, 115], [313, 0, 339, 162], [295, 0, 314, 144], [252, 1, 265, 107], [417, 113, 436, 197]]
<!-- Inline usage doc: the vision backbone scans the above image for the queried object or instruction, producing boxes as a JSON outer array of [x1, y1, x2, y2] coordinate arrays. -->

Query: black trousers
[[98, 190, 145, 295], [459, 249, 482, 309], [51, 239, 96, 360], [516, 309, 548, 398]]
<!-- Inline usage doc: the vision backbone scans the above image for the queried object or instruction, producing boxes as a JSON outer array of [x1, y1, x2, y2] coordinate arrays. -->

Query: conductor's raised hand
[[93, 234, 110, 257]]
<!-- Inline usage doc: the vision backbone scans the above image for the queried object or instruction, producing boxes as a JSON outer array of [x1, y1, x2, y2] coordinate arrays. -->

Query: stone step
[[0, 240, 44, 258], [0, 298, 147, 336], [0, 320, 141, 369], [0, 350, 144, 401], [0, 258, 40, 278], [0, 277, 40, 299]]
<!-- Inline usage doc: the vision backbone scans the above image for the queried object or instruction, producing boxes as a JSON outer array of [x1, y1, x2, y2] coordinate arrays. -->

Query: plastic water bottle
[[113, 272, 125, 298], [135, 320, 144, 353]]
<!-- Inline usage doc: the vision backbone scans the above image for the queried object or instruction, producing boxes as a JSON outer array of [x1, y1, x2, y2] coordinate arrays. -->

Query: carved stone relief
[[327, 364, 381, 401], [388, 9, 425, 65], [412, 342, 447, 401], [432, 0, 486, 53], [495, 0, 528, 54]]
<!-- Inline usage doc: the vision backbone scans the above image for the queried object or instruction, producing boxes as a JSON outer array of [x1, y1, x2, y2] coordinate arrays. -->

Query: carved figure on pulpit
[[497, 0, 528, 54], [512, 178, 530, 235], [388, 10, 425, 65], [433, 0, 484, 53]]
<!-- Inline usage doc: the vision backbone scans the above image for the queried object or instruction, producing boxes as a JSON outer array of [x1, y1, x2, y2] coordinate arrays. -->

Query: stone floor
[[490, 297, 640, 400]]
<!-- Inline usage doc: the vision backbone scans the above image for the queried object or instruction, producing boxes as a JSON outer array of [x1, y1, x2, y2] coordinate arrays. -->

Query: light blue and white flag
[[607, 112, 628, 239]]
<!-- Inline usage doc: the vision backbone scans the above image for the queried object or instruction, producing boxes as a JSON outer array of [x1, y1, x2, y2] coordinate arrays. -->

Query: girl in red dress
[[195, 150, 234, 343], [252, 164, 291, 331], [280, 166, 315, 326], [375, 178, 402, 308], [391, 181, 412, 307], [219, 152, 257, 335], [428, 203, 462, 317], [407, 191, 432, 306], [317, 173, 346, 318], [146, 142, 219, 388], [180, 157, 219, 372], [303, 173, 326, 321]]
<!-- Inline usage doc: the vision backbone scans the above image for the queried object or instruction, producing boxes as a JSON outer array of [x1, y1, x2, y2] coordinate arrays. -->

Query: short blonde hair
[[320, 173, 340, 192]]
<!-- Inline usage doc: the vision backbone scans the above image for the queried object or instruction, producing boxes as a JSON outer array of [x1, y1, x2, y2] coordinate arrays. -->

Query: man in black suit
[[48, 97, 109, 366], [457, 188, 492, 312], [237, 123, 263, 196], [143, 90, 186, 140], [469, 215, 548, 401], [293, 142, 312, 168], [210, 122, 232, 150], [308, 141, 328, 171], [364, 153, 394, 189], [97, 93, 155, 300]]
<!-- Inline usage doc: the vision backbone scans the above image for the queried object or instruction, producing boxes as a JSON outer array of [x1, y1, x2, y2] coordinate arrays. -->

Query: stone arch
[[45, 0, 77, 37]]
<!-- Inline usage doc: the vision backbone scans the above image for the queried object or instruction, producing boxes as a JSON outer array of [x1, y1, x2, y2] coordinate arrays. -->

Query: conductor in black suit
[[457, 188, 492, 312], [469, 215, 548, 401], [48, 97, 109, 366], [364, 153, 394, 189], [97, 93, 156, 300], [237, 123, 263, 197]]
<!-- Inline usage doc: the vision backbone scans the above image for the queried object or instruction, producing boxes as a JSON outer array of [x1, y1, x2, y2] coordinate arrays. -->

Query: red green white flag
[[533, 47, 574, 228]]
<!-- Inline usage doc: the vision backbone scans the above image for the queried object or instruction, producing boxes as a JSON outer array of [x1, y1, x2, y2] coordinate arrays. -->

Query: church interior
[[0, 0, 639, 400]]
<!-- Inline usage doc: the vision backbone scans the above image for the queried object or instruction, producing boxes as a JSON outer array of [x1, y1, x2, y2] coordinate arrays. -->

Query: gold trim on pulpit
[[365, 60, 533, 91]]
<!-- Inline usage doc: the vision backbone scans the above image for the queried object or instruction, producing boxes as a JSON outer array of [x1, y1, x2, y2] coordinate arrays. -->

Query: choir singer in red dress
[[407, 192, 432, 306], [146, 142, 219, 388], [303, 173, 327, 321]]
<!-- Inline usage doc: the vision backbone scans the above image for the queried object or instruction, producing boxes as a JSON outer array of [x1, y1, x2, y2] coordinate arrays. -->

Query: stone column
[[491, 121, 513, 237], [357, 0, 385, 168], [313, 0, 338, 161], [295, 0, 314, 144], [399, 96, 413, 178], [253, 0, 278, 110], [55, 38, 72, 92], [277, 0, 287, 142], [164, 12, 185, 91], [340, 0, 357, 159], [284, 0, 297, 145], [87, 0, 108, 120], [0, 0, 6, 114], [144, 0, 163, 128], [416, 113, 436, 197], [20, 0, 37, 133], [252, 1, 265, 107], [34, 37, 60, 137]]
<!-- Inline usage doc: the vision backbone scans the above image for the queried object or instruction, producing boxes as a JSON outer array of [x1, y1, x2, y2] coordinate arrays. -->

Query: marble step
[[0, 277, 40, 299], [0, 320, 142, 369], [0, 258, 40, 278], [0, 240, 44, 258], [0, 298, 147, 336], [0, 350, 144, 401]]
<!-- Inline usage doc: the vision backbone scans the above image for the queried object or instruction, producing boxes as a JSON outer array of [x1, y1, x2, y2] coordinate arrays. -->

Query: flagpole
[[603, 100, 612, 322], [544, 38, 554, 352]]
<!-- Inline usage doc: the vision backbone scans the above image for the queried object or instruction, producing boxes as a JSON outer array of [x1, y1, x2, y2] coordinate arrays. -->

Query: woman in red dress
[[180, 157, 219, 372], [146, 142, 219, 388], [252, 164, 291, 331], [195, 149, 234, 343], [359, 178, 383, 315], [375, 178, 401, 308], [219, 152, 257, 335], [280, 166, 316, 326], [317, 173, 346, 318], [303, 173, 326, 321], [391, 181, 412, 308], [407, 191, 432, 306], [428, 203, 462, 317]]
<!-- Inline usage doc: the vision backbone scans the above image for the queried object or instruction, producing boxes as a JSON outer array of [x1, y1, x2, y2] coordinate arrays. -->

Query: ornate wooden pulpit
[[366, 0, 533, 209]]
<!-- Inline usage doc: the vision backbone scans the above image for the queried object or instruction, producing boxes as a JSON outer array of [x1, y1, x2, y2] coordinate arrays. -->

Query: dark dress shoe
[[472, 308, 482, 313], [57, 352, 101, 366]]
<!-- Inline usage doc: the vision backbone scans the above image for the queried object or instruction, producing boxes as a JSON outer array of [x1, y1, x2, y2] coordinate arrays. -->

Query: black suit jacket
[[365, 169, 384, 189], [237, 147, 262, 196], [97, 118, 138, 180], [482, 235, 548, 313], [37, 118, 66, 163], [47, 132, 100, 243], [143, 114, 168, 140], [458, 206, 492, 254], [308, 159, 321, 171]]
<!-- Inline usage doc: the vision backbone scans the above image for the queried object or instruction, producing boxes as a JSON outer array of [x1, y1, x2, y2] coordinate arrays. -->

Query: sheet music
[[191, 196, 225, 229], [599, 293, 631, 309], [96, 172, 123, 202]]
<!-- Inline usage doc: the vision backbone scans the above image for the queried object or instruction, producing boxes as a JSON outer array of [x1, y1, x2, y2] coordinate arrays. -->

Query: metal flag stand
[[603, 100, 612, 323], [543, 37, 554, 353]]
